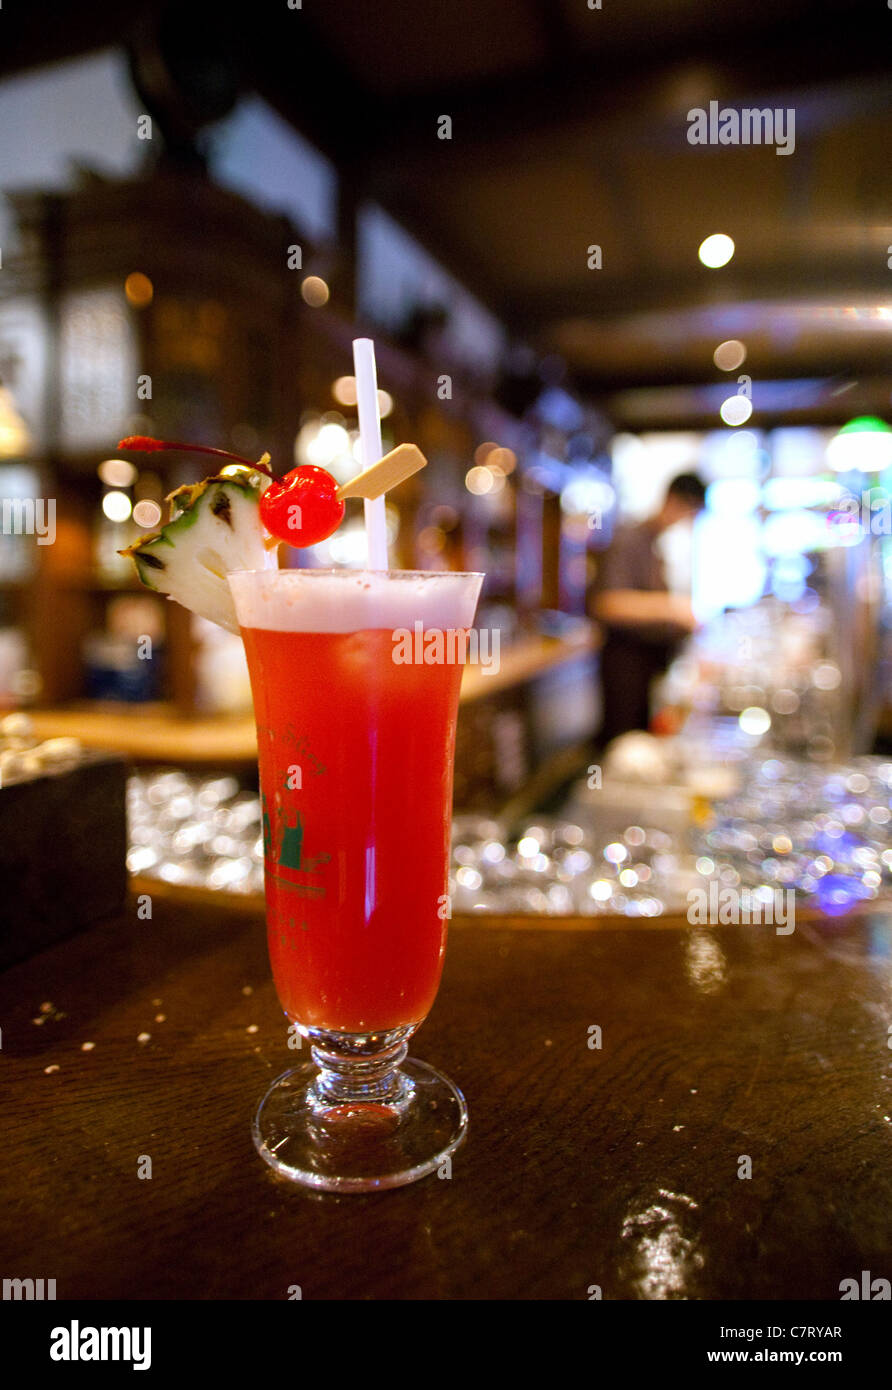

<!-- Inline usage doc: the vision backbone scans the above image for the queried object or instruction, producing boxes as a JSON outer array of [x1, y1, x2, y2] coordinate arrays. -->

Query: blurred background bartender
[[592, 474, 706, 744]]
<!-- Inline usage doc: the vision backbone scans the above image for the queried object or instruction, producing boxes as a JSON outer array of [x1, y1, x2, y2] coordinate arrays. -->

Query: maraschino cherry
[[117, 437, 345, 547], [258, 466, 344, 546]]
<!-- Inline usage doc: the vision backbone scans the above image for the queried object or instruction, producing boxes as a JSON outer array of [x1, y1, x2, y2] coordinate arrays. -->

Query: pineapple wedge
[[120, 469, 277, 634]]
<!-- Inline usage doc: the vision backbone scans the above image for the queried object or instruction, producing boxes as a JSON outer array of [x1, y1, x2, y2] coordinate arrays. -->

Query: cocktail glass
[[229, 568, 483, 1191]]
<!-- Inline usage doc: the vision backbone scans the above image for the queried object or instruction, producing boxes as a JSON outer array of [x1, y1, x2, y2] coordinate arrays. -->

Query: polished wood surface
[[29, 703, 258, 764], [3, 897, 890, 1299], [27, 632, 597, 764]]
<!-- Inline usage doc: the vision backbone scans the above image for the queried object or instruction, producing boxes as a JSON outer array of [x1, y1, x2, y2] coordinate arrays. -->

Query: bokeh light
[[98, 458, 137, 487], [713, 339, 746, 371], [826, 416, 892, 472], [133, 499, 163, 529], [698, 234, 735, 268], [124, 272, 153, 307], [720, 395, 753, 426], [301, 276, 330, 307], [488, 447, 517, 475], [739, 706, 771, 736], [474, 441, 498, 466], [102, 490, 133, 522], [465, 466, 495, 494], [332, 376, 357, 406]]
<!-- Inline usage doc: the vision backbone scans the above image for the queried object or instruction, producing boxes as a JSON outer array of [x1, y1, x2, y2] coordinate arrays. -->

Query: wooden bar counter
[[2, 897, 891, 1300], [25, 631, 597, 766]]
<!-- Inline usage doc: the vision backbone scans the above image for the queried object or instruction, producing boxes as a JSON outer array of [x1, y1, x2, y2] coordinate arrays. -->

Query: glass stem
[[307, 1025, 416, 1108]]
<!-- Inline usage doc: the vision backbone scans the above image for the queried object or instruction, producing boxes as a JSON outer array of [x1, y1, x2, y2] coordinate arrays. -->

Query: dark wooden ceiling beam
[[600, 378, 892, 432], [507, 254, 892, 330], [573, 358, 892, 394]]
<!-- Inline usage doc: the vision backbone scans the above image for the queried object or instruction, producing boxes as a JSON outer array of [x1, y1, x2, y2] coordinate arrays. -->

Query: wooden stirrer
[[337, 443, 427, 501]]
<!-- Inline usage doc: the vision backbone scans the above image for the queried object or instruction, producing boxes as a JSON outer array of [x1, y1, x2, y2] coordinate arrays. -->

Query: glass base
[[252, 1051, 468, 1192]]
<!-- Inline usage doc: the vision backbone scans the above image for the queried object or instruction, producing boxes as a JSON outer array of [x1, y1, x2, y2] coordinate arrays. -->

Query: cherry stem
[[117, 436, 273, 478]]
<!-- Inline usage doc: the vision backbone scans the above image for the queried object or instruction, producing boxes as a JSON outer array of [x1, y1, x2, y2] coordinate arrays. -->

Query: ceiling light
[[713, 340, 746, 371], [720, 395, 753, 426], [698, 234, 735, 268]]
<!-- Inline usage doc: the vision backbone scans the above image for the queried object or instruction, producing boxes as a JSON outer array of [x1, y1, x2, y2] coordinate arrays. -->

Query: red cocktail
[[243, 625, 464, 1032], [229, 568, 482, 1190]]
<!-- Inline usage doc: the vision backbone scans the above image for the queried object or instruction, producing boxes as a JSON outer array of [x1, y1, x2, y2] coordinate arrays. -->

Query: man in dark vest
[[591, 473, 707, 745]]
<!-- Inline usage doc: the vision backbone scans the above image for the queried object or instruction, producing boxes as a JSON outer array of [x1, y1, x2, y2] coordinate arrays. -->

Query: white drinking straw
[[352, 337, 389, 569]]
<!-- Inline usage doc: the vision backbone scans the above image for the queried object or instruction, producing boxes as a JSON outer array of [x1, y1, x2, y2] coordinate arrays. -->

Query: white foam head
[[228, 569, 483, 633]]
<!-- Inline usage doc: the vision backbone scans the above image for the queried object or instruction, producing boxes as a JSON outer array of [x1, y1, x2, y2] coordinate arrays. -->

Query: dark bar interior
[[1, 0, 891, 1340]]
